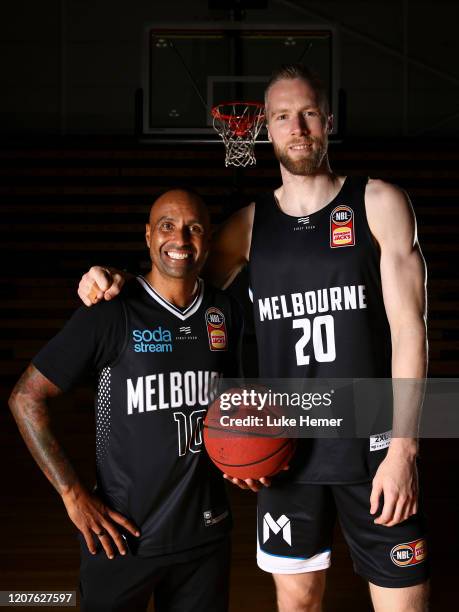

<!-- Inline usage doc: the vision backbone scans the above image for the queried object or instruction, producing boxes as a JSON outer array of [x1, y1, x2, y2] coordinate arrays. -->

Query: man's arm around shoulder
[[203, 202, 255, 289]]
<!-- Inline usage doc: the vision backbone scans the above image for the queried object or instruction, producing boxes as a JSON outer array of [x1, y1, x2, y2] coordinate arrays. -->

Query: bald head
[[145, 189, 211, 281], [149, 189, 210, 229]]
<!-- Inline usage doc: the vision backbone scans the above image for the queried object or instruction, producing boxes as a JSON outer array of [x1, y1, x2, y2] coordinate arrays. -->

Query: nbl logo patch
[[205, 307, 227, 351], [390, 538, 427, 567], [330, 205, 355, 248]]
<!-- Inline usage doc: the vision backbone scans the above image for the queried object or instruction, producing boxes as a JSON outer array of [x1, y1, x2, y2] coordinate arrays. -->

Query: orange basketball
[[203, 388, 296, 480]]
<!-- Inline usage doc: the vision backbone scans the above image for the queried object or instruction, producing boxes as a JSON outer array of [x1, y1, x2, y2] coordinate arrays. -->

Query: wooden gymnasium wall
[[0, 140, 456, 403]]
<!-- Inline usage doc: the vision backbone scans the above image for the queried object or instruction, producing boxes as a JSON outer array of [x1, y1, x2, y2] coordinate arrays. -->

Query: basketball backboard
[[141, 23, 339, 141]]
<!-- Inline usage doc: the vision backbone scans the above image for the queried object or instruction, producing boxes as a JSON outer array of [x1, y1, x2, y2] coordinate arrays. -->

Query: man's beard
[[273, 137, 327, 176]]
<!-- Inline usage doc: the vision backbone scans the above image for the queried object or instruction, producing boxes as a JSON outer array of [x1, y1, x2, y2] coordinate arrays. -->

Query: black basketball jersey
[[34, 277, 242, 556], [248, 176, 392, 483]]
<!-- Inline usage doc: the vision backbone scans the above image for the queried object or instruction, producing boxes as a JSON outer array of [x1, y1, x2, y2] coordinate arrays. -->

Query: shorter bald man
[[8, 190, 243, 612]]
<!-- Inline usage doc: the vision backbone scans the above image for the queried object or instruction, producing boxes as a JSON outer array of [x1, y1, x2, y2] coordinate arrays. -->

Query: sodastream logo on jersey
[[132, 328, 173, 352]]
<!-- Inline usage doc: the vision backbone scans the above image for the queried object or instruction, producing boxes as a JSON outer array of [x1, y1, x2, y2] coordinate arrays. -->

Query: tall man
[[78, 65, 429, 611], [9, 190, 243, 612]]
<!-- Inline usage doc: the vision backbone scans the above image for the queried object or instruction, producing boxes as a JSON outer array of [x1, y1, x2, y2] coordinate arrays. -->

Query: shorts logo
[[263, 513, 292, 546], [205, 307, 227, 351], [330, 205, 355, 248], [203, 508, 229, 526], [390, 538, 427, 567]]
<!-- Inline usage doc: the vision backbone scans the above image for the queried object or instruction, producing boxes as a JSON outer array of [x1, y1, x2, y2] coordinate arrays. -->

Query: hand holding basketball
[[204, 388, 296, 484], [222, 473, 271, 493]]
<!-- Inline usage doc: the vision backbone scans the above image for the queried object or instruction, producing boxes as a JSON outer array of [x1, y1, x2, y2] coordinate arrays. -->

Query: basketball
[[204, 388, 296, 480]]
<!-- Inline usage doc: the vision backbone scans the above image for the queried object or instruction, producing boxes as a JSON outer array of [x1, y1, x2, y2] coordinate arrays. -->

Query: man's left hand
[[370, 451, 418, 527]]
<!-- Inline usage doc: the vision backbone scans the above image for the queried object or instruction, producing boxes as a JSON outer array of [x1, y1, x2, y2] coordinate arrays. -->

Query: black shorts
[[257, 481, 429, 588], [79, 535, 231, 612]]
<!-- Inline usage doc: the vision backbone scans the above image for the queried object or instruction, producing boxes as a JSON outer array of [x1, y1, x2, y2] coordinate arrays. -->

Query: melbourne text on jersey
[[257, 284, 367, 321], [127, 370, 222, 414]]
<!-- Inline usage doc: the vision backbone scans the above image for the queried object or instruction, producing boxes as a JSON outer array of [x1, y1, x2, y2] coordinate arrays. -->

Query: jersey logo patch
[[330, 205, 355, 248], [175, 325, 198, 341], [390, 538, 427, 567], [205, 307, 227, 351], [132, 327, 173, 352]]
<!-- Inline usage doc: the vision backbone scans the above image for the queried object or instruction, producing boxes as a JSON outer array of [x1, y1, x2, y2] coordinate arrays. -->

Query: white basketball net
[[212, 102, 265, 167]]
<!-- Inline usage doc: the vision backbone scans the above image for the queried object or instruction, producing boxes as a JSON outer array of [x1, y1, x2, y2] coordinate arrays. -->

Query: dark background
[[1, 1, 458, 610]]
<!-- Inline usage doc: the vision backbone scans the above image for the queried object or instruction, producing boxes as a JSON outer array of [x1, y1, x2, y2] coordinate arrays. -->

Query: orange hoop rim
[[211, 101, 265, 122]]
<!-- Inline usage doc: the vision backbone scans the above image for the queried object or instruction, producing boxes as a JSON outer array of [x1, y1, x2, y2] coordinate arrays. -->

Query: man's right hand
[[62, 485, 140, 559], [78, 266, 126, 306], [223, 473, 271, 492]]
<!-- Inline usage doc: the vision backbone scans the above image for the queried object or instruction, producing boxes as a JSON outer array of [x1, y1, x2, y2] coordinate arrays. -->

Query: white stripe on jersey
[[137, 276, 204, 321]]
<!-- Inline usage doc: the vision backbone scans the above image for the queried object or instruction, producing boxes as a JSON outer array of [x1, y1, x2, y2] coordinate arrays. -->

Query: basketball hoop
[[212, 102, 265, 167]]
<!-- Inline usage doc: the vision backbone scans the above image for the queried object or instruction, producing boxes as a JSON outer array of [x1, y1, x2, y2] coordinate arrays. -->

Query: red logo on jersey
[[330, 205, 355, 248], [390, 538, 427, 567], [205, 307, 227, 351]]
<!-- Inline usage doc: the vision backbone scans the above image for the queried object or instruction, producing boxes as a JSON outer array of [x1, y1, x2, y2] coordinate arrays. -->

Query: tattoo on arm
[[8, 365, 80, 497]]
